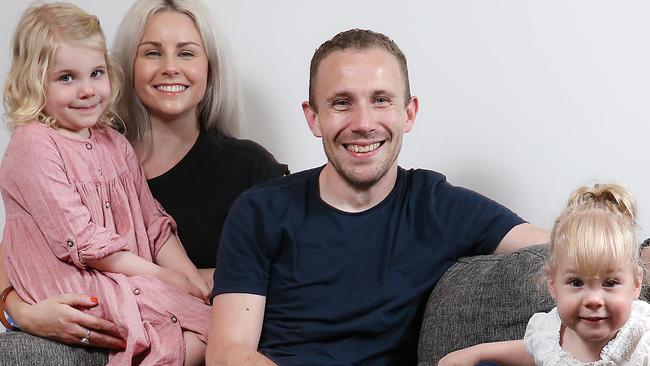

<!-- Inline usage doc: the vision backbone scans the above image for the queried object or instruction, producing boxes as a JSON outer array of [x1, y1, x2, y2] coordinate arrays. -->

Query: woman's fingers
[[52, 293, 99, 308], [20, 293, 126, 350]]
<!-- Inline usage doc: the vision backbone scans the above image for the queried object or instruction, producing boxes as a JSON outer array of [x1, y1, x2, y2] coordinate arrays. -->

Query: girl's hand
[[186, 270, 211, 302], [157, 268, 204, 299], [13, 294, 125, 350], [438, 349, 480, 366]]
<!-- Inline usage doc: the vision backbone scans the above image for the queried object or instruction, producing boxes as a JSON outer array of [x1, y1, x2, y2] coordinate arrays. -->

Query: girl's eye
[[90, 70, 104, 78], [569, 279, 584, 287], [58, 74, 73, 82], [603, 279, 618, 288], [179, 51, 194, 57]]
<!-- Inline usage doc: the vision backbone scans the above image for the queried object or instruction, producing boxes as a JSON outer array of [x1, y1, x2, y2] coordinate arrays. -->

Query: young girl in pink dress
[[1, 3, 211, 365]]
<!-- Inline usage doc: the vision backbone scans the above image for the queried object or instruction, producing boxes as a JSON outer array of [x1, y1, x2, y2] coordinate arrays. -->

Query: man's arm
[[493, 223, 549, 255], [206, 293, 276, 366], [438, 340, 534, 366]]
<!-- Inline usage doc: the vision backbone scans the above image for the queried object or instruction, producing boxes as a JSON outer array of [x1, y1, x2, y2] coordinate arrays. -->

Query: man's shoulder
[[238, 167, 318, 201], [400, 167, 450, 192], [399, 167, 489, 203], [402, 167, 447, 183]]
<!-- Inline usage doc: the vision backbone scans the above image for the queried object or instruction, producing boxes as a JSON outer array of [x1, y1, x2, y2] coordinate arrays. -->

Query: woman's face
[[133, 10, 209, 122]]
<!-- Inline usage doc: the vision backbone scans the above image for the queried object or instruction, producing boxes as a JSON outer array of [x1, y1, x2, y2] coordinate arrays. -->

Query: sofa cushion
[[417, 244, 555, 365], [0, 331, 108, 365]]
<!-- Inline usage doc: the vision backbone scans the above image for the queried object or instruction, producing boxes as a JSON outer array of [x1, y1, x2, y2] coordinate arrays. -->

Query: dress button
[[98, 169, 103, 176], [133, 288, 140, 295], [104, 201, 111, 209], [85, 143, 93, 150], [170, 315, 178, 323], [66, 239, 75, 247]]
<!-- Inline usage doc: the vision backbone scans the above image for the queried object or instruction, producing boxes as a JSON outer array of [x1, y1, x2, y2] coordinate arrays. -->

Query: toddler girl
[[439, 183, 650, 365], [1, 3, 210, 365]]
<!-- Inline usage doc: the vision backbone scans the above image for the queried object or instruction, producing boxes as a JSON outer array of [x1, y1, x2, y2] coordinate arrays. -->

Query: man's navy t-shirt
[[213, 167, 525, 365]]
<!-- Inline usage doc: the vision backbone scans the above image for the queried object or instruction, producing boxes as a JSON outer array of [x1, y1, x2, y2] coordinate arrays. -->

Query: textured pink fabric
[[0, 122, 211, 365]]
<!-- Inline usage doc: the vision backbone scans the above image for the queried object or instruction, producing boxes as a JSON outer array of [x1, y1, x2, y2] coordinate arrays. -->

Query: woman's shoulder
[[206, 132, 277, 160], [203, 132, 288, 178]]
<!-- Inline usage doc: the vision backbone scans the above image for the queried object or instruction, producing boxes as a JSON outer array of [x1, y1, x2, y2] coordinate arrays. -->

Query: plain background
[[1, 1, 650, 251]]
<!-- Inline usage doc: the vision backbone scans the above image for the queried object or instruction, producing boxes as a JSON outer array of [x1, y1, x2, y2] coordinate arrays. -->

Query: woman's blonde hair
[[547, 183, 642, 279], [3, 2, 122, 130], [113, 0, 241, 151]]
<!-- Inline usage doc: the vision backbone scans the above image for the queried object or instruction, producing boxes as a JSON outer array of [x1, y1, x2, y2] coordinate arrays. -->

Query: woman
[[0, 0, 287, 350]]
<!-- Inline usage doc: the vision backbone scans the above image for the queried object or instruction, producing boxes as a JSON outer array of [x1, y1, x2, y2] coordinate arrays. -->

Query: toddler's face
[[548, 256, 641, 350], [43, 38, 110, 139]]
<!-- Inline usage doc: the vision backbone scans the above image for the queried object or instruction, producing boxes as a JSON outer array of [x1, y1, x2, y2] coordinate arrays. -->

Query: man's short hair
[[308, 28, 411, 110]]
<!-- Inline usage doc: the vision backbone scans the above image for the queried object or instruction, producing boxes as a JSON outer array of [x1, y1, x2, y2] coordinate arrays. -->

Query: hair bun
[[567, 183, 637, 222]]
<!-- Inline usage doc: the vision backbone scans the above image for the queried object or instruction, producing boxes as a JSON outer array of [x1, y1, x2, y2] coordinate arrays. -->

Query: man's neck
[[317, 163, 399, 213]]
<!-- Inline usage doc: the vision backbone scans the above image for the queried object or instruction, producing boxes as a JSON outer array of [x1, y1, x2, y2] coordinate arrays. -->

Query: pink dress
[[0, 123, 211, 365]]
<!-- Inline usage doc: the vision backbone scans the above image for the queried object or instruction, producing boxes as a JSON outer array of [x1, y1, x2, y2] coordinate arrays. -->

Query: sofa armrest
[[0, 331, 108, 365], [417, 244, 554, 365]]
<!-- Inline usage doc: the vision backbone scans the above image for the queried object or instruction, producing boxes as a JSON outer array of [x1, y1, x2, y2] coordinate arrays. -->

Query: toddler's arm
[[438, 340, 534, 366], [87, 250, 205, 299], [155, 236, 210, 300]]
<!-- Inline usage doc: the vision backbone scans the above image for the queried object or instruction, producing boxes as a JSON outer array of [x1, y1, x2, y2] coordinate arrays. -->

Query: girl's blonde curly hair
[[4, 2, 122, 130]]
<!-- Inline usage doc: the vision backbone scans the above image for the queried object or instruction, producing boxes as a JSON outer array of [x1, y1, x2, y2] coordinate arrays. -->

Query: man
[[206, 29, 549, 366]]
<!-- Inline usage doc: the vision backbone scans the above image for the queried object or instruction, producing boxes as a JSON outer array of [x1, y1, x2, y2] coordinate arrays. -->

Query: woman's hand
[[12, 294, 125, 350]]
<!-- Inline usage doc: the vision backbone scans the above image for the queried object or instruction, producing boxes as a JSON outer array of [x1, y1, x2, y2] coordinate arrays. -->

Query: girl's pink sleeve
[[0, 129, 127, 269], [121, 135, 178, 258]]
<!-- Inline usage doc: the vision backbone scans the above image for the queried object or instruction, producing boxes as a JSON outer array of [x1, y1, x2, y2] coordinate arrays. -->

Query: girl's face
[[133, 10, 209, 123], [547, 256, 642, 353], [44, 39, 110, 139]]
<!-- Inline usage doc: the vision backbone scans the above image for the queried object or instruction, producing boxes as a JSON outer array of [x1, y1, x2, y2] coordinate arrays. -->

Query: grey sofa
[[0, 245, 554, 365], [418, 244, 554, 365]]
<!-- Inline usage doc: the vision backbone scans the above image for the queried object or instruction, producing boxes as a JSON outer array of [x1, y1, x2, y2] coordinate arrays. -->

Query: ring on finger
[[80, 328, 91, 345]]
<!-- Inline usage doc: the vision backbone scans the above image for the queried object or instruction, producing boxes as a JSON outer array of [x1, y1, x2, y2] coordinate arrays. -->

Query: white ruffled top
[[524, 300, 650, 365]]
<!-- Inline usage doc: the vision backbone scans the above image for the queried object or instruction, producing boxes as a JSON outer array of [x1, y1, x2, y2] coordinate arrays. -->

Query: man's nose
[[349, 103, 375, 133]]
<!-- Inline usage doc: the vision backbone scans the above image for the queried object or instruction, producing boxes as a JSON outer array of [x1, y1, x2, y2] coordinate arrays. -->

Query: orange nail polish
[[90, 297, 98, 304]]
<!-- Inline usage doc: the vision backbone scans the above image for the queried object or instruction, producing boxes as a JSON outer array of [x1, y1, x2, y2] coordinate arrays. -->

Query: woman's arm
[[438, 340, 534, 366], [155, 236, 210, 300], [0, 246, 125, 349]]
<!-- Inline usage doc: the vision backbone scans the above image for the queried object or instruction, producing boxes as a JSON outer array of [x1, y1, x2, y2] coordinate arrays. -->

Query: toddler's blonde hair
[[547, 183, 642, 279], [4, 2, 122, 129]]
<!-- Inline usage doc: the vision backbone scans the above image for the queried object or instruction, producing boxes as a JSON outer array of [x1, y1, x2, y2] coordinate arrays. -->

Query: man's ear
[[402, 96, 418, 133], [302, 101, 322, 137]]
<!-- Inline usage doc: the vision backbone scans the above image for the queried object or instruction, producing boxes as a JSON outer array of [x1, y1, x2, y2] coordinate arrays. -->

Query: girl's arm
[[120, 134, 209, 299], [87, 250, 205, 299], [438, 340, 534, 366], [155, 236, 210, 300]]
